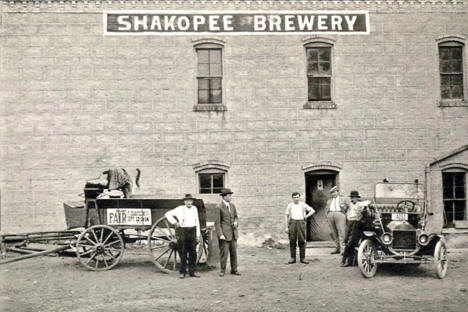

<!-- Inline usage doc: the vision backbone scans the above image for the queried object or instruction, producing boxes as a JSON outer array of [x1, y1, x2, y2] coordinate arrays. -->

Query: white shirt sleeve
[[194, 206, 201, 237], [165, 206, 181, 225], [285, 203, 291, 216], [358, 200, 371, 207], [304, 202, 315, 213]]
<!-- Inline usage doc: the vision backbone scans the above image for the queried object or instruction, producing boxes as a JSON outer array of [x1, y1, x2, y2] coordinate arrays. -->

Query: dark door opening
[[305, 170, 338, 241]]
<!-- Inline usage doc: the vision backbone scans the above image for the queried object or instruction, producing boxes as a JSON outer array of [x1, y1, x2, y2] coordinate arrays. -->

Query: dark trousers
[[177, 227, 197, 275], [219, 239, 238, 273], [288, 220, 307, 259], [342, 220, 362, 265]]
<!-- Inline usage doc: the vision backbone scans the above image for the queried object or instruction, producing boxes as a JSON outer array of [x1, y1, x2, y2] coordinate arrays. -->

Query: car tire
[[357, 239, 378, 278], [434, 240, 448, 279]]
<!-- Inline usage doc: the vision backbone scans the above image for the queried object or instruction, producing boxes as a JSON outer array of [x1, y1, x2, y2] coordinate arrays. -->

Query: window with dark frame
[[196, 46, 222, 104], [199, 172, 224, 194], [306, 45, 332, 101], [443, 171, 466, 226], [439, 41, 464, 100]]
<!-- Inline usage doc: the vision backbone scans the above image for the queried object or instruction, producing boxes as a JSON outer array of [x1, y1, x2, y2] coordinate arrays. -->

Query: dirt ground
[[1, 246, 467, 312]]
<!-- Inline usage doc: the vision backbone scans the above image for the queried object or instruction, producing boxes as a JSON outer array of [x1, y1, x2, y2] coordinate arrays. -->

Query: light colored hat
[[329, 186, 339, 193]]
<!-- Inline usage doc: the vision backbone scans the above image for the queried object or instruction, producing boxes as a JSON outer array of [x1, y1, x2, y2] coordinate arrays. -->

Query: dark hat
[[329, 186, 339, 193], [220, 188, 233, 196], [350, 190, 361, 198], [183, 193, 196, 201]]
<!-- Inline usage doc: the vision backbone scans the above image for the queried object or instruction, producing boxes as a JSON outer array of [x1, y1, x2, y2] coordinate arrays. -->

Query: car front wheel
[[434, 240, 448, 279], [358, 239, 378, 278]]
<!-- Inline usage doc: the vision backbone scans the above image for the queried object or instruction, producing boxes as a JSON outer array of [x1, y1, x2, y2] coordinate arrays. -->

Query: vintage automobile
[[357, 182, 448, 279]]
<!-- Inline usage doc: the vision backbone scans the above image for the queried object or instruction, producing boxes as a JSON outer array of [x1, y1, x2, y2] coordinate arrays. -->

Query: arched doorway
[[304, 168, 339, 241]]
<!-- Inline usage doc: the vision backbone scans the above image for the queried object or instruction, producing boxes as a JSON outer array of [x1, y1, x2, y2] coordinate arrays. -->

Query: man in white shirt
[[326, 186, 349, 255], [285, 192, 315, 264], [341, 190, 371, 267], [165, 194, 201, 278]]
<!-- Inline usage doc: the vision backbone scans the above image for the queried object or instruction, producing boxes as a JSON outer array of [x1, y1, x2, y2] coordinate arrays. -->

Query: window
[[193, 160, 229, 194], [443, 171, 466, 226], [196, 44, 222, 104], [307, 44, 332, 101], [199, 172, 224, 194], [439, 41, 464, 100]]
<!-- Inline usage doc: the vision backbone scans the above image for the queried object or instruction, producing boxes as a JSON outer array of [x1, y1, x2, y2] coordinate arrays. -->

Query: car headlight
[[381, 233, 393, 245], [418, 233, 429, 246]]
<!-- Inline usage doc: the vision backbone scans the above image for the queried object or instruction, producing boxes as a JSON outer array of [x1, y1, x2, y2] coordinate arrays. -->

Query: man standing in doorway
[[215, 188, 241, 277], [165, 194, 201, 279], [285, 192, 316, 264], [326, 186, 348, 255]]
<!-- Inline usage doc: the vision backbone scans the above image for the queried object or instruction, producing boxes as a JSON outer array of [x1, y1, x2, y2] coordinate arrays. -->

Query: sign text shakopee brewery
[[104, 11, 369, 35]]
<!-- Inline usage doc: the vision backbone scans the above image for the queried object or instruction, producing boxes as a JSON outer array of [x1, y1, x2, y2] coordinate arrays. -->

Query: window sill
[[439, 99, 468, 107], [193, 104, 227, 112], [303, 101, 337, 109]]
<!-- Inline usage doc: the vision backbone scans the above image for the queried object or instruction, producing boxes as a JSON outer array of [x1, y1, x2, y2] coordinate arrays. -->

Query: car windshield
[[375, 183, 424, 200]]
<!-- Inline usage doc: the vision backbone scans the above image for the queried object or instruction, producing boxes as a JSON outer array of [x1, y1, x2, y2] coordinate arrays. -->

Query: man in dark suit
[[215, 188, 241, 277]]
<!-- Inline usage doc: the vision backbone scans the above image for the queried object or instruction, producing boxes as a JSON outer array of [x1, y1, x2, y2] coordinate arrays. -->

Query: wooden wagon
[[0, 186, 211, 273]]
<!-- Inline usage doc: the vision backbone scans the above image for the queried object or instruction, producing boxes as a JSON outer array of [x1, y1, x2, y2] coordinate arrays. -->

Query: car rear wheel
[[358, 239, 378, 278], [434, 240, 448, 279]]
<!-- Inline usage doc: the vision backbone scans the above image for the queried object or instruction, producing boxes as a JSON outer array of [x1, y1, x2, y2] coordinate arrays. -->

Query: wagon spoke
[[80, 248, 97, 257], [173, 249, 177, 271], [154, 247, 171, 261], [104, 240, 122, 248], [102, 231, 115, 245], [100, 228, 104, 243], [103, 257, 109, 268], [150, 244, 169, 251], [91, 229, 100, 244], [78, 243, 96, 250], [164, 249, 174, 268], [84, 235, 97, 246], [85, 251, 97, 265], [95, 256, 100, 268]]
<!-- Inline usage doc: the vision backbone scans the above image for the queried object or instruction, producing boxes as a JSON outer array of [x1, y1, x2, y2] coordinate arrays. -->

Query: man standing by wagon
[[165, 194, 201, 279], [326, 186, 348, 255], [285, 192, 315, 264], [215, 188, 241, 277]]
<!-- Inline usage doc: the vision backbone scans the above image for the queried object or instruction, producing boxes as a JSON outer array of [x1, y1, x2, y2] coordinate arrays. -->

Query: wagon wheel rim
[[358, 239, 378, 278], [76, 225, 124, 271], [148, 216, 180, 274]]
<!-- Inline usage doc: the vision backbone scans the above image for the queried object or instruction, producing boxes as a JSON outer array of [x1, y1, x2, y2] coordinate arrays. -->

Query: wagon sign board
[[107, 209, 152, 225]]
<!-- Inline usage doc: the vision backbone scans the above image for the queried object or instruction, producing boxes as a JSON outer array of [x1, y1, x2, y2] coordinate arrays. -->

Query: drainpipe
[[423, 163, 431, 232]]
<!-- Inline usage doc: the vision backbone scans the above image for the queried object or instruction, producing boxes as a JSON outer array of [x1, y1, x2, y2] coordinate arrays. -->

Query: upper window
[[438, 41, 464, 100], [196, 43, 223, 105], [199, 172, 225, 194], [443, 170, 466, 226], [306, 43, 332, 101], [193, 161, 230, 194]]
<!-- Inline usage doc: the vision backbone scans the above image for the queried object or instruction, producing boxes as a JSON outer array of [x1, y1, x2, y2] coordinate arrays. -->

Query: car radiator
[[392, 230, 416, 249]]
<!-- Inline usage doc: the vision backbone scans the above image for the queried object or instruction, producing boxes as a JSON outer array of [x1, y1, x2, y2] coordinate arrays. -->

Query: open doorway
[[305, 170, 338, 241]]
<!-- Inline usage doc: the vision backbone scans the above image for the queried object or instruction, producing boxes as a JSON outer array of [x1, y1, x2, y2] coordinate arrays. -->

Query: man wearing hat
[[326, 186, 349, 255], [214, 188, 241, 277], [341, 190, 371, 267], [165, 194, 201, 278]]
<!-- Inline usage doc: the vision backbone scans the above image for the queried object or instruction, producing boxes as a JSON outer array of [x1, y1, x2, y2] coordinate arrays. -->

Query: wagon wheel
[[76, 225, 124, 271], [434, 240, 448, 279], [357, 239, 378, 278], [148, 216, 180, 273], [197, 229, 210, 264]]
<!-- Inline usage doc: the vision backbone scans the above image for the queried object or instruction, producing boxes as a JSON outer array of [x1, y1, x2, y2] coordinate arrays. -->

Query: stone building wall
[[0, 0, 467, 244]]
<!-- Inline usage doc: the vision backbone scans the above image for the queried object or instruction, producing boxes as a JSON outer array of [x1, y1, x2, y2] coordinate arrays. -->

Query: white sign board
[[107, 209, 152, 225]]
